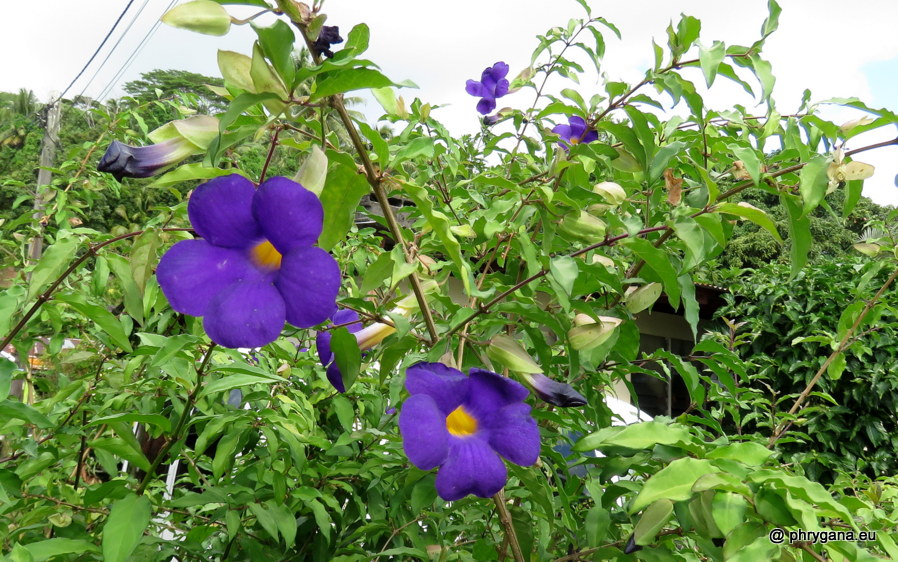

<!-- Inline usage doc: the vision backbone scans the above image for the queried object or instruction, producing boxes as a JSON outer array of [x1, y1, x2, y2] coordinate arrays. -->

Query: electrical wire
[[76, 0, 154, 100], [59, 0, 137, 101], [95, 0, 179, 102]]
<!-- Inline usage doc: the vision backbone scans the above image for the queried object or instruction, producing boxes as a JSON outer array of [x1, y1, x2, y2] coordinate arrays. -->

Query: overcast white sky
[[3, 0, 897, 204]]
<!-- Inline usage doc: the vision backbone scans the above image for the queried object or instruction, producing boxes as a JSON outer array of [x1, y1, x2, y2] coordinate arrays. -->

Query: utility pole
[[27, 93, 62, 265], [12, 93, 62, 405]]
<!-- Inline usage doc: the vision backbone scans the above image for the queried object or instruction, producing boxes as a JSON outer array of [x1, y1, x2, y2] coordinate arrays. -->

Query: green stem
[[278, 1, 439, 344], [493, 490, 524, 562]]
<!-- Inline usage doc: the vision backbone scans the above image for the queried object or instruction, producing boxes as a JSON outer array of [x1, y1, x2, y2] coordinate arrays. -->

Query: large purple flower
[[465, 62, 510, 115], [399, 362, 540, 501], [552, 116, 598, 149], [156, 174, 340, 348]]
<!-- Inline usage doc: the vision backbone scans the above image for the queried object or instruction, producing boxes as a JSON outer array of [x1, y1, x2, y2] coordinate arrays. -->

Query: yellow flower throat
[[251, 240, 282, 270], [446, 406, 477, 436]]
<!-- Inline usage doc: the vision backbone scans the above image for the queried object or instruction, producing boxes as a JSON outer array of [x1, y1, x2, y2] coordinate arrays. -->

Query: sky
[[3, 0, 897, 204]]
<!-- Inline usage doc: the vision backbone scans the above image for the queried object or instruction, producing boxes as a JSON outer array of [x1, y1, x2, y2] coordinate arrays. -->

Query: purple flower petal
[[332, 309, 363, 333], [476, 97, 496, 115], [203, 279, 286, 348], [252, 177, 323, 254], [316, 330, 334, 366], [399, 394, 449, 470], [582, 130, 599, 144], [464, 369, 529, 427], [552, 124, 573, 141], [465, 80, 484, 97], [156, 239, 255, 317], [487, 403, 540, 467], [488, 62, 510, 82], [494, 79, 509, 99], [569, 116, 587, 138], [326, 361, 346, 393], [277, 247, 341, 328], [188, 175, 262, 249], [435, 436, 507, 500], [405, 362, 469, 415]]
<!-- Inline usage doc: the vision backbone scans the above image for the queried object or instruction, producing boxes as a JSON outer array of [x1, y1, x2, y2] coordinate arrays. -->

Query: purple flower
[[399, 362, 540, 501], [156, 174, 340, 348], [98, 116, 218, 180], [465, 62, 510, 115], [98, 139, 194, 180], [552, 116, 598, 149], [522, 373, 587, 407], [312, 26, 343, 59]]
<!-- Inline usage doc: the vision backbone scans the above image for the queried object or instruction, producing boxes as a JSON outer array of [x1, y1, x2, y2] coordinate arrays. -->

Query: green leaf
[[761, 0, 782, 37], [27, 233, 78, 302], [0, 400, 53, 429], [89, 437, 151, 472], [248, 502, 280, 542], [250, 42, 288, 99], [102, 494, 151, 562], [574, 421, 694, 452], [633, 499, 674, 546], [150, 163, 242, 187], [750, 54, 775, 102], [625, 238, 681, 309], [253, 19, 296, 87], [0, 358, 14, 401], [715, 202, 783, 244], [341, 23, 370, 57], [699, 41, 726, 87], [711, 492, 748, 536], [648, 141, 685, 184], [318, 151, 370, 250], [780, 193, 811, 276], [54, 293, 132, 352], [88, 413, 171, 434], [217, 50, 255, 92], [394, 137, 435, 164], [129, 229, 161, 296], [827, 351, 847, 380], [270, 501, 297, 548], [201, 371, 284, 396], [707, 442, 774, 466], [330, 327, 361, 391], [24, 538, 99, 561], [360, 252, 393, 294], [631, 458, 717, 512], [312, 68, 401, 101], [161, 0, 231, 36], [799, 155, 830, 216], [549, 256, 578, 298]]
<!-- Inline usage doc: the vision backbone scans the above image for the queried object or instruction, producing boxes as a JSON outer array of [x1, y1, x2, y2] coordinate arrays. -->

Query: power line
[[59, 0, 137, 101], [96, 0, 179, 102], [77, 0, 154, 100]]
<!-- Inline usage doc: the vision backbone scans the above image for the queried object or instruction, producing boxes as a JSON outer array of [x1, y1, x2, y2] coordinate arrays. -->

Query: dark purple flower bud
[[523, 373, 587, 407], [465, 62, 510, 115], [482, 114, 500, 126], [552, 116, 599, 150], [312, 26, 343, 59], [97, 139, 194, 180]]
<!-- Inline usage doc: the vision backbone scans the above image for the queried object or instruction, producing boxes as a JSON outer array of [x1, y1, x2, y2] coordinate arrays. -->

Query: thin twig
[[493, 490, 524, 562]]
